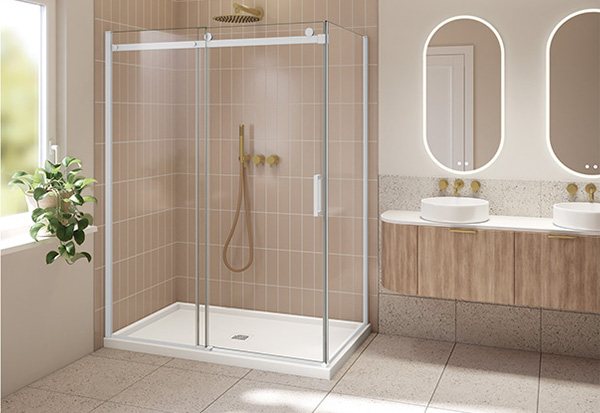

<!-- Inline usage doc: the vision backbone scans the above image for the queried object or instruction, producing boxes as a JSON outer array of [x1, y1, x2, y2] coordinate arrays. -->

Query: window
[[1, 0, 55, 217]]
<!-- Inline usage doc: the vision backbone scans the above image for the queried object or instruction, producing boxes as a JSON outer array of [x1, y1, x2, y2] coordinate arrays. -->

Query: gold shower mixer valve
[[266, 154, 280, 167], [252, 154, 265, 166], [240, 153, 251, 166]]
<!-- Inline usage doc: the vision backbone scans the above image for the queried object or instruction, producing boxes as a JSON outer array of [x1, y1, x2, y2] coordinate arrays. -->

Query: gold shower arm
[[233, 3, 264, 18]]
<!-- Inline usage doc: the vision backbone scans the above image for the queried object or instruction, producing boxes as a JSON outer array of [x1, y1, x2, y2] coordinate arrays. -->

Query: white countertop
[[381, 210, 600, 236]]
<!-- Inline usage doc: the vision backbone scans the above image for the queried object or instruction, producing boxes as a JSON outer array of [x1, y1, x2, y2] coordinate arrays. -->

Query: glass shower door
[[202, 23, 327, 362]]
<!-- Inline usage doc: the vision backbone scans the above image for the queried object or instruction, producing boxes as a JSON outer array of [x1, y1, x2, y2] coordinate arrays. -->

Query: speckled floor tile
[[538, 354, 600, 413], [430, 344, 540, 413], [333, 334, 453, 405], [243, 333, 376, 392], [426, 408, 470, 413], [110, 366, 238, 413], [456, 301, 540, 351], [164, 358, 250, 378], [314, 393, 426, 413], [542, 310, 600, 359], [379, 294, 455, 341], [202, 379, 327, 413], [29, 356, 158, 400], [1, 387, 102, 413], [92, 348, 173, 366], [91, 401, 170, 412]]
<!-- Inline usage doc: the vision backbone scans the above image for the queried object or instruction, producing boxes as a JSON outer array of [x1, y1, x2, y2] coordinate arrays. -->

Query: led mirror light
[[547, 9, 600, 178], [423, 16, 505, 175]]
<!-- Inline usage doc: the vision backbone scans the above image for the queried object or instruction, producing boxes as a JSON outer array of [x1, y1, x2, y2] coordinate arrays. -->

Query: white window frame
[[0, 0, 56, 238]]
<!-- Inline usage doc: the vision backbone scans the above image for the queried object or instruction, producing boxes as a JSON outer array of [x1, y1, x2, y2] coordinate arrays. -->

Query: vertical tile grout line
[[426, 341, 456, 410]]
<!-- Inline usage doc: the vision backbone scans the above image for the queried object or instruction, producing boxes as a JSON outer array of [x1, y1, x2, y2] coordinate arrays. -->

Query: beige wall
[[379, 0, 600, 181], [550, 12, 600, 175], [429, 19, 501, 169], [1, 0, 95, 397]]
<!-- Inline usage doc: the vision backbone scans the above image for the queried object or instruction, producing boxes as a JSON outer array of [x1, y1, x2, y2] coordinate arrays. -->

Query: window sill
[[1, 223, 98, 256]]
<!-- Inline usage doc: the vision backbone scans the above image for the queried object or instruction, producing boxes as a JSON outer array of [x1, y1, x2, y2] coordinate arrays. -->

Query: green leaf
[[65, 241, 75, 255], [66, 224, 75, 240], [62, 156, 81, 168], [12, 171, 29, 178], [29, 223, 45, 241], [75, 178, 97, 188], [81, 252, 92, 262], [83, 213, 94, 226], [31, 207, 45, 221], [83, 196, 98, 204], [69, 194, 84, 205], [46, 251, 60, 264], [74, 229, 85, 245], [78, 218, 89, 230], [56, 225, 69, 242], [33, 187, 47, 201]]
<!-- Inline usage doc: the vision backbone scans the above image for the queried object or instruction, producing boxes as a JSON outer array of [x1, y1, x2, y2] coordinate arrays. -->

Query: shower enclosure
[[104, 22, 369, 378]]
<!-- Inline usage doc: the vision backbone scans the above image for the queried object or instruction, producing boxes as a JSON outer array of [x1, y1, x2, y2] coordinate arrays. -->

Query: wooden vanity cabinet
[[515, 232, 600, 313], [381, 222, 417, 295], [417, 226, 514, 305]]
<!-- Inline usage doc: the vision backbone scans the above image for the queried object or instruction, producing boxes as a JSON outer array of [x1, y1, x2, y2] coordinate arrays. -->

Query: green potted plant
[[9, 156, 97, 265]]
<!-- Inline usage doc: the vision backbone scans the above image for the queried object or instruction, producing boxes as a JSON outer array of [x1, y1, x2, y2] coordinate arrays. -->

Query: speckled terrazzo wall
[[378, 174, 600, 360]]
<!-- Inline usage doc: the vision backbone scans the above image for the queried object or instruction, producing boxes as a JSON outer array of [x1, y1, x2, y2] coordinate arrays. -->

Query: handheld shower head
[[213, 2, 264, 24]]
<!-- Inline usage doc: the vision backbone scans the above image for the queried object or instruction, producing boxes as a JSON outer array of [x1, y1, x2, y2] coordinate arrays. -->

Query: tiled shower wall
[[93, 0, 179, 350], [378, 175, 600, 359], [94, 0, 379, 350]]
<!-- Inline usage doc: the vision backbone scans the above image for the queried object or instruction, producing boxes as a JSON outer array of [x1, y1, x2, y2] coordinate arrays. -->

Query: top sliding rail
[[112, 32, 328, 52]]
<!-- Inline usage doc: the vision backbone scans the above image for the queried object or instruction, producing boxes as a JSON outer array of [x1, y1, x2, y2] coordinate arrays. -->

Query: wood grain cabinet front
[[515, 232, 600, 313], [381, 222, 418, 295], [417, 226, 515, 305]]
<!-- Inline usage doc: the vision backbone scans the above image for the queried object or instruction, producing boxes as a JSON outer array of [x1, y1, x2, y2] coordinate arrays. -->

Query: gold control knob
[[471, 180, 481, 193], [252, 154, 265, 166], [266, 154, 280, 168], [566, 183, 578, 196], [453, 179, 464, 196], [439, 179, 449, 191], [585, 183, 597, 201]]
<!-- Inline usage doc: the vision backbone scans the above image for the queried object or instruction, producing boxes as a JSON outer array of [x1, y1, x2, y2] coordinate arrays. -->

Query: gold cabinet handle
[[449, 229, 477, 234], [548, 235, 577, 240]]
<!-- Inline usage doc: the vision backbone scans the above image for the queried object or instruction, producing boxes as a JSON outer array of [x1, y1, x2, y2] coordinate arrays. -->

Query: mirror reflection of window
[[425, 18, 503, 173], [549, 11, 600, 176]]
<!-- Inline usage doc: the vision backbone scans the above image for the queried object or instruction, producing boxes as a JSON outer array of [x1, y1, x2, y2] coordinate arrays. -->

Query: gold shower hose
[[222, 125, 254, 272]]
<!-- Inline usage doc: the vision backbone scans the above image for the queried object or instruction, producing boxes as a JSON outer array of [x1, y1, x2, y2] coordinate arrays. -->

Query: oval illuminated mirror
[[548, 10, 600, 177], [424, 17, 504, 173]]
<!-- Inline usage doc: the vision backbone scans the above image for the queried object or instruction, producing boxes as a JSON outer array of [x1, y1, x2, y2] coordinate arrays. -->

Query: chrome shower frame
[[104, 23, 369, 378]]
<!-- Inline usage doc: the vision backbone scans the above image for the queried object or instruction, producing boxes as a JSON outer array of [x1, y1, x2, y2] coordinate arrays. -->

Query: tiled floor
[[2, 334, 599, 413]]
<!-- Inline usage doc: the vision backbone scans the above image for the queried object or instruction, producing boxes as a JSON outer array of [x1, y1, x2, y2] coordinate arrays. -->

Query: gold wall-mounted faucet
[[453, 179, 464, 196], [266, 154, 280, 167], [566, 183, 578, 196], [585, 183, 597, 201], [252, 154, 265, 166], [471, 180, 481, 193], [439, 179, 449, 191]]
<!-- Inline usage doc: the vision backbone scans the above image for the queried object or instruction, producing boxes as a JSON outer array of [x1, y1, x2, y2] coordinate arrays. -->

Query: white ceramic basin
[[421, 197, 489, 224], [553, 202, 600, 232]]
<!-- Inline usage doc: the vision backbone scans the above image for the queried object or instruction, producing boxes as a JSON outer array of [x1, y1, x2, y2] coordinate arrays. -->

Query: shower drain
[[231, 334, 251, 341]]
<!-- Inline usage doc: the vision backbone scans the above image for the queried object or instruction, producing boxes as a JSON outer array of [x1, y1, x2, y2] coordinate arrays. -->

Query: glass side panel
[[326, 23, 366, 359], [108, 30, 206, 347], [204, 23, 325, 362]]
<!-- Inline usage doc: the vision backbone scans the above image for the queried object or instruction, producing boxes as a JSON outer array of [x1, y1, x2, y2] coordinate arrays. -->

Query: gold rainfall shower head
[[213, 2, 264, 24]]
